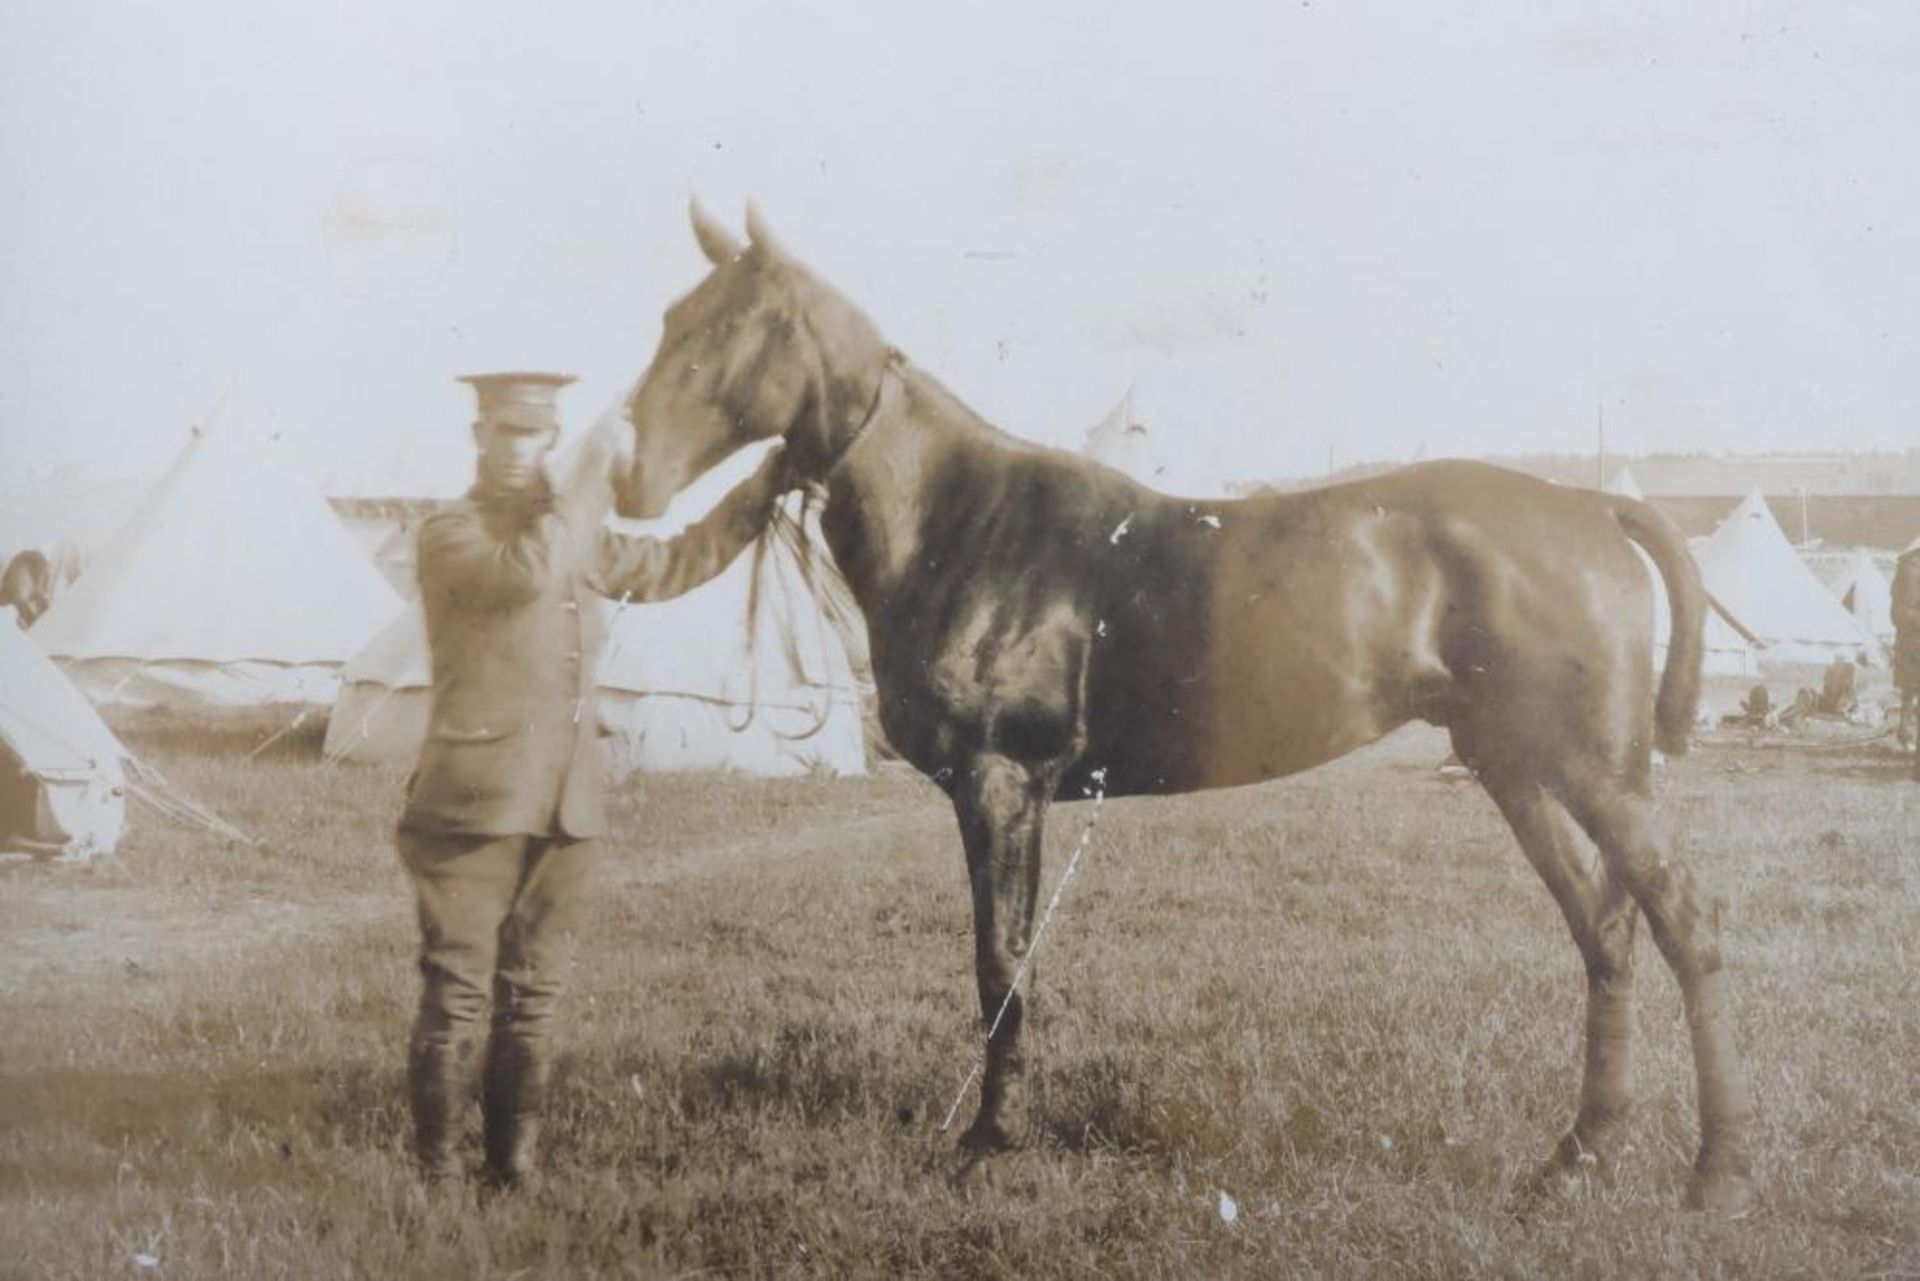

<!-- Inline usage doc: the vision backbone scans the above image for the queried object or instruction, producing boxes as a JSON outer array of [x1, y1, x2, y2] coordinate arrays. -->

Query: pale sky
[[2, 1, 1915, 497]]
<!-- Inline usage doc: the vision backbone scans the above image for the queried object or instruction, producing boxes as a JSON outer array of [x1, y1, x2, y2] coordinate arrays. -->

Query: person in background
[[398, 371, 788, 1187], [1815, 654, 1859, 719], [1893, 538, 1920, 776], [1, 550, 53, 628], [1722, 684, 1775, 731]]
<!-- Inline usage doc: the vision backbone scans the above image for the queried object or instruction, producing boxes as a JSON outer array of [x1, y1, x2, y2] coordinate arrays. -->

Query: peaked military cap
[[458, 372, 577, 431]]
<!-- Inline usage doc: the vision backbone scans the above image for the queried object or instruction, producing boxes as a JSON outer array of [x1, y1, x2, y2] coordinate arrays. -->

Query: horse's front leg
[[951, 750, 1051, 1154]]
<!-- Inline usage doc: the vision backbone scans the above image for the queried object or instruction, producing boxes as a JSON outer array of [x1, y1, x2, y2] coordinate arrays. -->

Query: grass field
[[2, 692, 1916, 1279]]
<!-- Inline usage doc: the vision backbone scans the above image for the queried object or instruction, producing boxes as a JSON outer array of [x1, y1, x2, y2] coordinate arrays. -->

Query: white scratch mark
[[942, 769, 1107, 1130], [1197, 513, 1221, 529], [1095, 619, 1108, 638], [1109, 513, 1133, 544]]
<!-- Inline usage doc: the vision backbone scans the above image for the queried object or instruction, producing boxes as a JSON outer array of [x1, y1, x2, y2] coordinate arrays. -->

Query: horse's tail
[[1608, 495, 1703, 756]]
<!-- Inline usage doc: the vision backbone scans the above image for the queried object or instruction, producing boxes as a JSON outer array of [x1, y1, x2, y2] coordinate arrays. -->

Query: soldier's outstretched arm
[[589, 450, 787, 603], [415, 506, 562, 610]]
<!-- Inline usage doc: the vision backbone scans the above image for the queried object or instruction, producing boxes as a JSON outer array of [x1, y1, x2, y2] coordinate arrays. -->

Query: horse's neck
[[820, 362, 1000, 610]]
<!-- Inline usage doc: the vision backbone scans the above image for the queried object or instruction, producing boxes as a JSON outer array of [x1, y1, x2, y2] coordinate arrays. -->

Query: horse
[[612, 202, 1757, 1212], [1, 550, 54, 628]]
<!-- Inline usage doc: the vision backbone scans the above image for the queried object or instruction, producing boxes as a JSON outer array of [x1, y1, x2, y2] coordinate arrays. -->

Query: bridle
[[782, 303, 903, 488], [731, 321, 896, 743], [817, 347, 902, 482]]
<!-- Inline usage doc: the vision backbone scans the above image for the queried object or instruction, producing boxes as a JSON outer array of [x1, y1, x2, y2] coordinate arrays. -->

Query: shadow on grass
[[0, 1060, 407, 1188], [1695, 737, 1917, 785], [106, 704, 331, 763], [1799, 754, 1920, 785], [674, 1025, 875, 1125], [1034, 1052, 1139, 1154]]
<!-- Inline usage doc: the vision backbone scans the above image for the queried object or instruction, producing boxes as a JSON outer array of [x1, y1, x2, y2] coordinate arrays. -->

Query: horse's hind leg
[[950, 751, 1050, 1155], [1558, 775, 1757, 1212], [1474, 762, 1640, 1191]]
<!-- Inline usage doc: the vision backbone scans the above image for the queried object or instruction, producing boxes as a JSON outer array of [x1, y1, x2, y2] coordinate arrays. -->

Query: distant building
[[1609, 453, 1920, 549]]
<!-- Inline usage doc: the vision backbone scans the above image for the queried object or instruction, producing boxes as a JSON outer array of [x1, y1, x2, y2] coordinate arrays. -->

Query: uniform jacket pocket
[[428, 722, 520, 744]]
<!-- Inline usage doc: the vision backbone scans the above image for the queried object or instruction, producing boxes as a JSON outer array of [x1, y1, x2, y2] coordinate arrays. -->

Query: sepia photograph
[[2, 3, 1916, 1276]]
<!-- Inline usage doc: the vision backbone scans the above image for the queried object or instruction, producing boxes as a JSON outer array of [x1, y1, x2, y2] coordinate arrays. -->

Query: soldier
[[1894, 538, 1920, 774], [1815, 653, 1859, 719], [399, 372, 788, 1187]]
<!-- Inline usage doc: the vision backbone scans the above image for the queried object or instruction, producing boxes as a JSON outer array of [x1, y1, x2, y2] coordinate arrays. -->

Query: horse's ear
[[690, 198, 742, 265], [744, 201, 786, 260]]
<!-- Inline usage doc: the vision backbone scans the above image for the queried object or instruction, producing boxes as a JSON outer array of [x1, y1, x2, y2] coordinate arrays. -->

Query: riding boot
[[480, 1033, 550, 1189], [407, 1036, 474, 1183]]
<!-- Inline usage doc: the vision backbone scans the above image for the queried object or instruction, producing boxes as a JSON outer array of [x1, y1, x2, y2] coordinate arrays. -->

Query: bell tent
[[1622, 548, 1761, 677], [1690, 491, 1878, 666], [1, 625, 128, 859], [1607, 465, 1758, 674], [32, 428, 402, 707], [1826, 548, 1894, 645], [1082, 387, 1176, 489], [0, 466, 146, 586]]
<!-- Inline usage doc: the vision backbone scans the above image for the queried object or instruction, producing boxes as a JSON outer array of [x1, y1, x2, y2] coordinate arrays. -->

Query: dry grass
[[1, 699, 1916, 1278]]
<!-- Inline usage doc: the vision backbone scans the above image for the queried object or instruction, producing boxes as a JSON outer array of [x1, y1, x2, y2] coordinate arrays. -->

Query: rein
[[730, 498, 847, 740], [788, 339, 904, 485]]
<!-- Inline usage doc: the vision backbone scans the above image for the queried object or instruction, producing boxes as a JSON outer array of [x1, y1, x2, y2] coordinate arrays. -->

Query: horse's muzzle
[[610, 463, 674, 522]]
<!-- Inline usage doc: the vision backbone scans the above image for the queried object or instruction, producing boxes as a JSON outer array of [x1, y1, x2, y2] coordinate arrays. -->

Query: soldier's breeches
[[400, 830, 602, 1048]]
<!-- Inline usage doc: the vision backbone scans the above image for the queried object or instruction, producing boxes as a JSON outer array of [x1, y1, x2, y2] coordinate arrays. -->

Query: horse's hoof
[[1509, 1130, 1623, 1220], [1685, 1168, 1756, 1216], [957, 1117, 1016, 1157], [1509, 1157, 1591, 1218], [945, 1145, 993, 1189]]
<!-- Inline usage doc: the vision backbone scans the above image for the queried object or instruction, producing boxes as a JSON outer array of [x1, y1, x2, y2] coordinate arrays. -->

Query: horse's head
[[616, 201, 885, 519]]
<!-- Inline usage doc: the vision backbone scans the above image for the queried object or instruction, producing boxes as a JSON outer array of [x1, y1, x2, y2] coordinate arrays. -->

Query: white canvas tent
[[1080, 386, 1236, 497], [1691, 491, 1879, 666], [325, 490, 869, 778], [1624, 547, 1762, 677], [371, 522, 421, 597], [32, 429, 402, 707], [324, 603, 427, 761], [1827, 548, 1894, 644], [1083, 387, 1176, 488], [0, 466, 147, 586], [1607, 465, 1645, 501], [1609, 464, 1759, 674], [1, 624, 127, 859]]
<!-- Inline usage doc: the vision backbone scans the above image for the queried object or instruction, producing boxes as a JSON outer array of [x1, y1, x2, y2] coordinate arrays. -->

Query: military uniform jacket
[[399, 473, 773, 839]]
